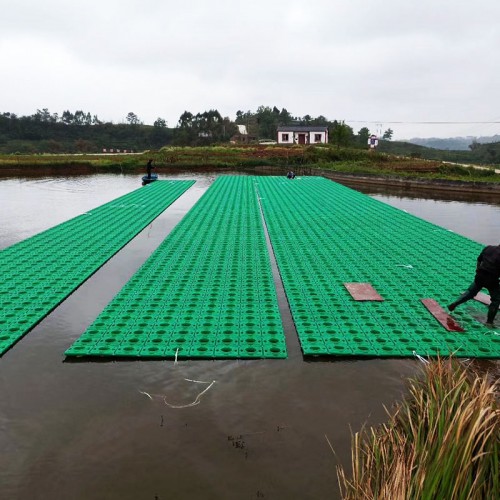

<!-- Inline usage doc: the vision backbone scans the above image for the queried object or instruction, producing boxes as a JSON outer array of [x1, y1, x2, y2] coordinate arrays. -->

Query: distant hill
[[405, 135, 500, 151], [378, 138, 500, 165]]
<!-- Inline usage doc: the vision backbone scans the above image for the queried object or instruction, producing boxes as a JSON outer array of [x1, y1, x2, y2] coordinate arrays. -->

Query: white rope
[[138, 390, 153, 400], [139, 379, 217, 409], [163, 380, 216, 409], [413, 351, 430, 364]]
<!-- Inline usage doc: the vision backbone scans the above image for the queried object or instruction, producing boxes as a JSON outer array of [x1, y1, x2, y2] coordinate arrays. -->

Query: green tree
[[174, 111, 196, 145], [312, 115, 329, 126], [75, 139, 94, 152], [61, 110, 74, 125], [382, 128, 394, 140], [331, 120, 354, 148], [73, 111, 87, 125], [126, 112, 141, 125], [222, 116, 237, 140], [47, 139, 63, 153], [357, 127, 370, 146], [255, 105, 278, 139], [469, 139, 480, 151], [154, 117, 167, 128], [279, 108, 293, 125], [301, 114, 312, 125]]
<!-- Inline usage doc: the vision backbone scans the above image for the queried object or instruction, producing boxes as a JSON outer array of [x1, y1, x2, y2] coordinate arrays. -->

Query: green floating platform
[[65, 176, 286, 359], [0, 181, 194, 355], [256, 176, 500, 358]]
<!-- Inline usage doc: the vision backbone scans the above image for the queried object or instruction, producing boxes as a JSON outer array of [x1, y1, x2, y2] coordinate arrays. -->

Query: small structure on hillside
[[230, 124, 257, 144], [277, 126, 328, 145], [368, 134, 379, 149]]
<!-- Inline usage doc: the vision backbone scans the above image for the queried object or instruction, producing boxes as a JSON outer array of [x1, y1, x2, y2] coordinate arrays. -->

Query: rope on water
[[138, 379, 217, 409], [163, 380, 216, 409]]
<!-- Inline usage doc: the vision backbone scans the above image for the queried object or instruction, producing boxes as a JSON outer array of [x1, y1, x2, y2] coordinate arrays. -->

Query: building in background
[[277, 126, 329, 145]]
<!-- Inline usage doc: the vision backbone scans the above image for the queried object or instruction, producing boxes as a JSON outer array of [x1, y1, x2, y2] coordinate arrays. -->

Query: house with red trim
[[277, 126, 328, 145]]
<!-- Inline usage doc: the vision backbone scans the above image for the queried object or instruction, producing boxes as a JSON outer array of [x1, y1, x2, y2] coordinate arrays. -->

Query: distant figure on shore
[[287, 171, 295, 179], [146, 159, 155, 179], [447, 244, 500, 326]]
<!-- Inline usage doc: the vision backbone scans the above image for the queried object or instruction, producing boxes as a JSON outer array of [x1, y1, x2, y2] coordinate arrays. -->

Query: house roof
[[277, 126, 328, 132], [236, 124, 247, 135]]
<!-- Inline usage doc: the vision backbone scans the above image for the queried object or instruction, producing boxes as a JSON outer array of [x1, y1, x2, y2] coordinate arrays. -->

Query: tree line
[[0, 106, 394, 154], [0, 109, 174, 154]]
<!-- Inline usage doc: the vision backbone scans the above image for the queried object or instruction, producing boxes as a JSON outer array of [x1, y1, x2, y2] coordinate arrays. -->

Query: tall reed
[[337, 357, 500, 499]]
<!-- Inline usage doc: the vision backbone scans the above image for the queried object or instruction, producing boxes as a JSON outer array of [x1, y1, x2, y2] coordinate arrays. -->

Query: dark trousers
[[451, 273, 500, 323]]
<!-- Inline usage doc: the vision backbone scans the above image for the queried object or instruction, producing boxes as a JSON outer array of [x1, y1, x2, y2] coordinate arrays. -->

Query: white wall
[[310, 131, 328, 143], [277, 131, 294, 143], [277, 130, 328, 144]]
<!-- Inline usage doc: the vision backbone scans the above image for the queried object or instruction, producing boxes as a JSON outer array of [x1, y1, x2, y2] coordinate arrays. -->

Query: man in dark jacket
[[146, 159, 154, 179], [448, 244, 500, 325]]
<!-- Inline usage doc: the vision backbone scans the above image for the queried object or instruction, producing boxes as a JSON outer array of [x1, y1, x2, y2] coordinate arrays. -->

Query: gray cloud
[[1, 0, 499, 138]]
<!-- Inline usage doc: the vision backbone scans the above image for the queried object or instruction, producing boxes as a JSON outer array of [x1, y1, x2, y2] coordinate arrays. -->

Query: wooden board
[[474, 292, 491, 306], [344, 283, 384, 301], [421, 298, 465, 332]]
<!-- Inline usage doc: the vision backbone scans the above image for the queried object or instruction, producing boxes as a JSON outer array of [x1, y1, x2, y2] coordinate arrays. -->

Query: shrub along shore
[[336, 357, 500, 500], [0, 145, 499, 193]]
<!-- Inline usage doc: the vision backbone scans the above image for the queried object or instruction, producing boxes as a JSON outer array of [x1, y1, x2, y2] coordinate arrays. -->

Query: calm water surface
[[1, 172, 499, 500]]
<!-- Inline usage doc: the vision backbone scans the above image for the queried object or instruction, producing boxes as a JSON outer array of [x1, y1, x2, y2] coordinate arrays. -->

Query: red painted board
[[474, 292, 491, 306], [344, 283, 384, 301], [421, 298, 465, 332]]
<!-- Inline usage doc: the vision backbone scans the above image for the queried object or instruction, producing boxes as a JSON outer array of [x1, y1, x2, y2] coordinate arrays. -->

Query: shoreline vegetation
[[0, 145, 499, 193], [336, 357, 500, 499]]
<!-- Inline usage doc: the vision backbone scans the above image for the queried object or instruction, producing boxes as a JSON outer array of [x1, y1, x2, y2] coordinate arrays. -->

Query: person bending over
[[448, 244, 500, 326]]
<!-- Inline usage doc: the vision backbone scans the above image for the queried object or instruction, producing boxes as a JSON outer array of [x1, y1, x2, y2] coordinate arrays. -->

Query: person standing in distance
[[146, 159, 155, 179]]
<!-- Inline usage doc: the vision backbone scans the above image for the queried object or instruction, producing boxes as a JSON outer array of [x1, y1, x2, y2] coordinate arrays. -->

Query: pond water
[[1, 171, 499, 500]]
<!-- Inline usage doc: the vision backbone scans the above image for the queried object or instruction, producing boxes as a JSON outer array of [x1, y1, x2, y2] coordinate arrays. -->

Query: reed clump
[[337, 357, 500, 499]]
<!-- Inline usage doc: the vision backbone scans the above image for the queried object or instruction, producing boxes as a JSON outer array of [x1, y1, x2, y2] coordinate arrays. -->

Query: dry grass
[[337, 357, 500, 500]]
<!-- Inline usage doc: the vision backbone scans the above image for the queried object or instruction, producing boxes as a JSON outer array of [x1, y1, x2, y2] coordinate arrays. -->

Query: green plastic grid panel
[[256, 176, 500, 358], [65, 176, 287, 360], [0, 180, 195, 355]]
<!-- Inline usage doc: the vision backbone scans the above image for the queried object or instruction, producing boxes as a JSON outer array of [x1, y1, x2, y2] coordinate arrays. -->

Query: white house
[[277, 126, 328, 145]]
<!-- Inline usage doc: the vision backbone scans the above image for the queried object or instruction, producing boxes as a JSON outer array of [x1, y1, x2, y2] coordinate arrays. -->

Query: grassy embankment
[[0, 145, 499, 183], [337, 357, 500, 499]]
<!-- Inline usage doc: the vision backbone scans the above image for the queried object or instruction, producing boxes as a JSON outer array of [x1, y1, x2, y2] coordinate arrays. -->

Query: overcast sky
[[1, 0, 499, 140]]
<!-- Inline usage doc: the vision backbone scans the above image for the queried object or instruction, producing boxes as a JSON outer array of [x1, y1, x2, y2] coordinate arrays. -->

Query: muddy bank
[[252, 166, 500, 197], [317, 170, 500, 196], [2, 163, 500, 197]]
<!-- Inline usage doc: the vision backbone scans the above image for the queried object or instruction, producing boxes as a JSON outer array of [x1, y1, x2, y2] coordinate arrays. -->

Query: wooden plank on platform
[[421, 298, 465, 332], [474, 292, 491, 306], [344, 283, 384, 301]]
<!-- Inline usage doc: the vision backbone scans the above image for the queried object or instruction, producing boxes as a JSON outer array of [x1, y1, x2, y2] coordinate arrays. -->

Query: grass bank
[[0, 145, 499, 184], [336, 357, 500, 499]]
